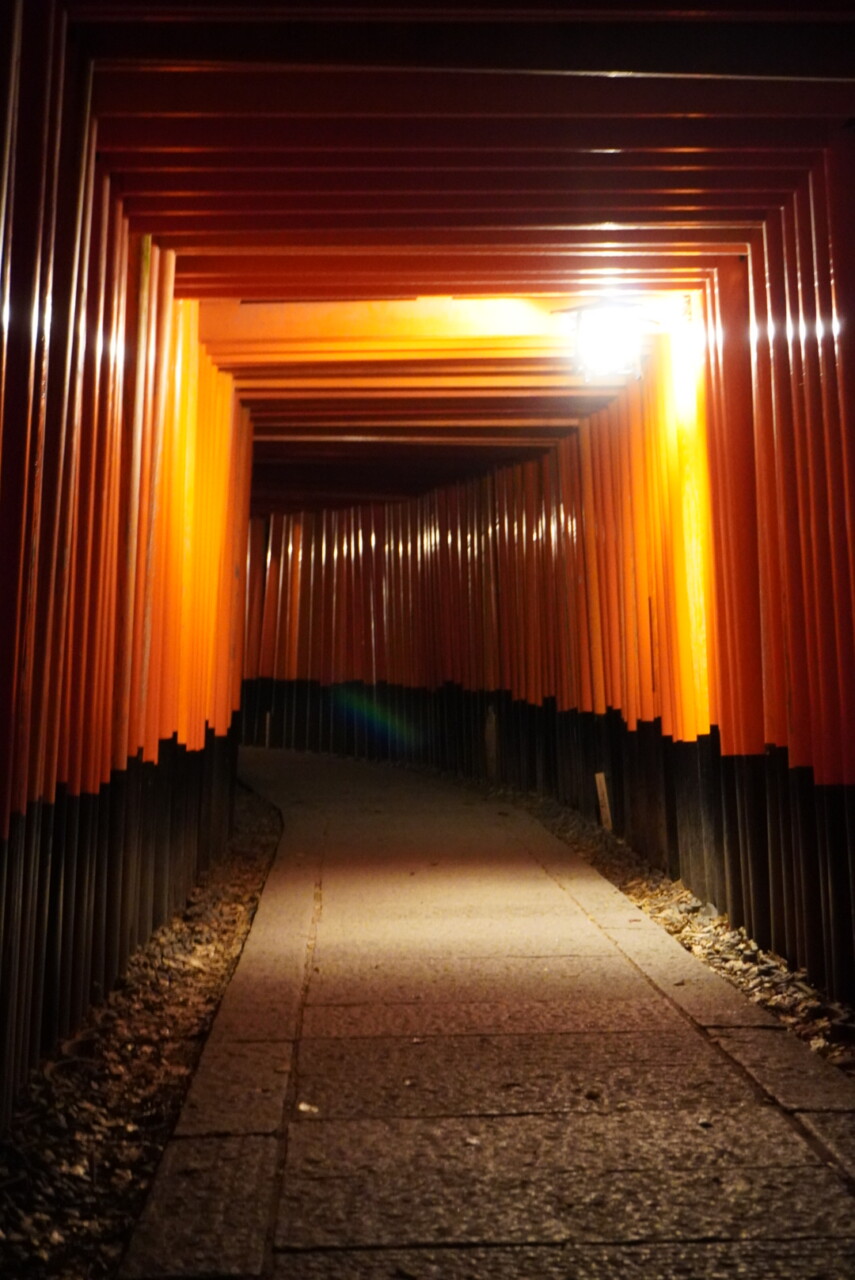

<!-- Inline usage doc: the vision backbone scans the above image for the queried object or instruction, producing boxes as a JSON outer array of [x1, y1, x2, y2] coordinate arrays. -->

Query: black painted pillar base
[[0, 724, 238, 1125]]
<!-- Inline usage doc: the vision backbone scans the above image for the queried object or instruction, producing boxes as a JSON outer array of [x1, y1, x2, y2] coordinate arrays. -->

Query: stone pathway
[[121, 750, 855, 1279]]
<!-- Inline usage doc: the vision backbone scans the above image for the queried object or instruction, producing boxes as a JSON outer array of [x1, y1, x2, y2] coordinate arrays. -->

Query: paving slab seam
[[261, 840, 326, 1280], [276, 1230, 855, 1250], [783, 1112, 855, 1190], [535, 861, 771, 1043], [532, 852, 855, 1196], [118, 813, 328, 1280], [605, 959, 855, 1185]]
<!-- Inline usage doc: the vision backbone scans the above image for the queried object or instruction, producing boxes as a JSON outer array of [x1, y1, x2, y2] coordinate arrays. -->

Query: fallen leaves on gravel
[[516, 790, 855, 1077], [0, 783, 280, 1280]]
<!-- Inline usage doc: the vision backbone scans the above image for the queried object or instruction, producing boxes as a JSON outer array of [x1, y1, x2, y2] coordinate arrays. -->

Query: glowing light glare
[[818, 315, 842, 340], [576, 304, 643, 378], [670, 309, 707, 422], [2, 296, 9, 334]]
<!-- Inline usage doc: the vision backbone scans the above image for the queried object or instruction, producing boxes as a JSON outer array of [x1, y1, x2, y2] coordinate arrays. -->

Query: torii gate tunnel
[[2, 0, 855, 1118]]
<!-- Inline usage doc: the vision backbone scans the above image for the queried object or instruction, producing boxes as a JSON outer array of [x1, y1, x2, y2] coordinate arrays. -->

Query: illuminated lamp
[[572, 302, 644, 380]]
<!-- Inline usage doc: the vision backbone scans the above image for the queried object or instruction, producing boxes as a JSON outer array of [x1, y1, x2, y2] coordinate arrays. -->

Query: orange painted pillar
[[708, 256, 765, 759]]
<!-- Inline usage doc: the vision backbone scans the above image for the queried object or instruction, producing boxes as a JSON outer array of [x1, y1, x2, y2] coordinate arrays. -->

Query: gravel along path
[[0, 783, 281, 1280], [2, 764, 854, 1279], [511, 789, 855, 1078]]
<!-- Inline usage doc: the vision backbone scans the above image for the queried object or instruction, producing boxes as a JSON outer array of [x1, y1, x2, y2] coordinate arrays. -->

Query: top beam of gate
[[65, 2, 855, 508]]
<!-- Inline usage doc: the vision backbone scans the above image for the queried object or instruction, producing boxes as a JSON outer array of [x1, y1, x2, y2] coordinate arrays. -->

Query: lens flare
[[576, 304, 643, 378]]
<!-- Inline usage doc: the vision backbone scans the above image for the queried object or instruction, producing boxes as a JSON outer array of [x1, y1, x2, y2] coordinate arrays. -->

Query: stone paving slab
[[284, 1109, 819, 1179], [798, 1110, 855, 1178], [312, 893, 606, 922], [273, 1241, 855, 1280], [301, 995, 688, 1038], [317, 886, 573, 924], [661, 981, 779, 1028], [121, 1136, 278, 1278], [276, 1164, 855, 1249], [588, 908, 669, 933], [540, 861, 649, 901], [560, 885, 659, 919], [175, 1041, 292, 1136], [293, 1031, 757, 1118], [208, 957, 304, 1042], [308, 916, 616, 958], [603, 928, 780, 1027], [241, 876, 318, 958], [712, 1028, 855, 1110], [306, 953, 654, 1006], [317, 873, 584, 920], [318, 851, 566, 877]]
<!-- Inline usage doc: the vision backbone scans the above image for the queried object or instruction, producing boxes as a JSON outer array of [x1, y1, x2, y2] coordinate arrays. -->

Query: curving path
[[122, 750, 855, 1279]]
